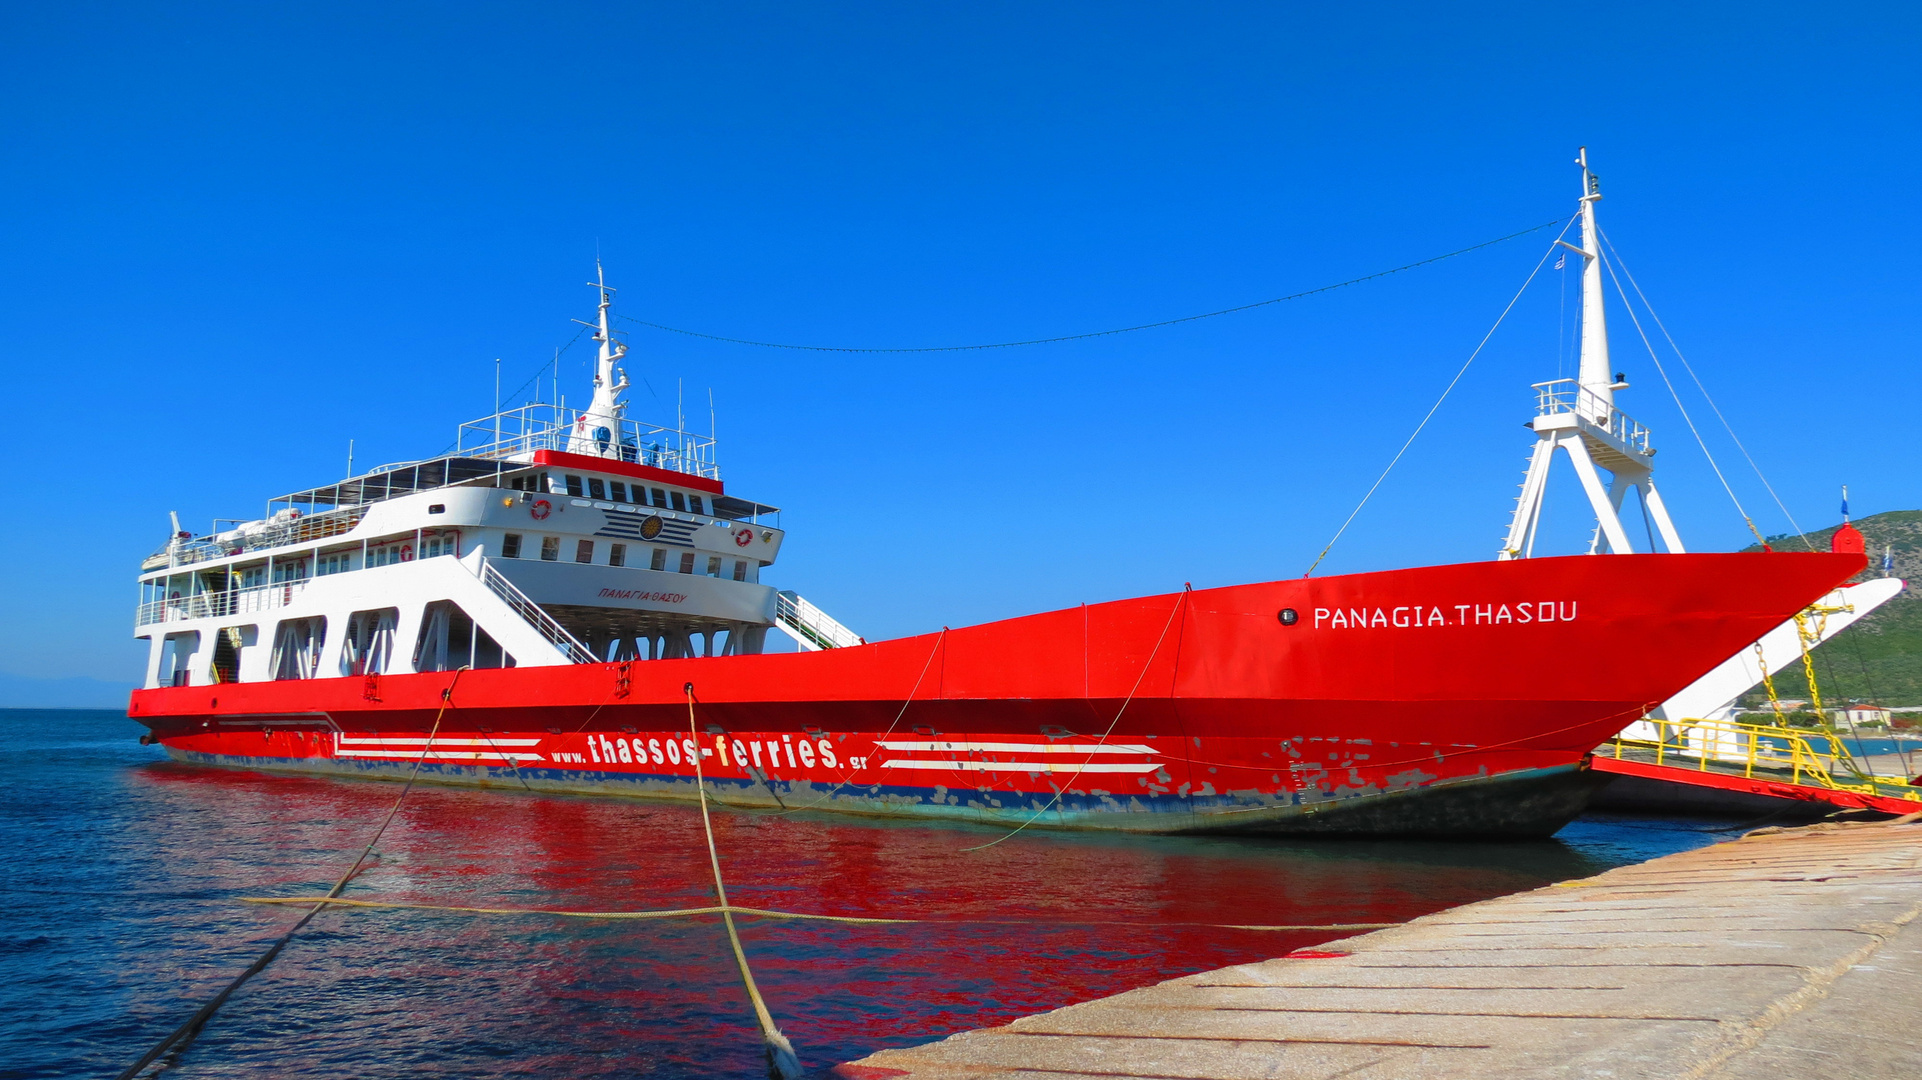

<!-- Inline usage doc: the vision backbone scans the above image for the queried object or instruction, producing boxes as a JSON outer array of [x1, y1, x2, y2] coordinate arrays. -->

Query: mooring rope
[[114, 669, 469, 1080], [961, 587, 1189, 852], [686, 683, 803, 1080], [233, 895, 1400, 933]]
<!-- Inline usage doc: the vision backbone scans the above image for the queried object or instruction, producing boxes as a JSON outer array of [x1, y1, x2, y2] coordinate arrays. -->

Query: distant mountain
[[1739, 510, 1922, 708], [0, 673, 136, 710]]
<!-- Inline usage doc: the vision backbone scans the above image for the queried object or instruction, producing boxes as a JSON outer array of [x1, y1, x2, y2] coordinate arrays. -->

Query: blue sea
[[1, 709, 1735, 1079]]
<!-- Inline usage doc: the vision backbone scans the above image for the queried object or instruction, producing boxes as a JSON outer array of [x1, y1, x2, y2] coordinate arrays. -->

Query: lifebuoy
[[400, 544, 414, 562], [734, 527, 753, 547], [530, 498, 552, 521]]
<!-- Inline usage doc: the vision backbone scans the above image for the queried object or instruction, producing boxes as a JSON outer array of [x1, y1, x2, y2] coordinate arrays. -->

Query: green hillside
[[1735, 510, 1922, 709]]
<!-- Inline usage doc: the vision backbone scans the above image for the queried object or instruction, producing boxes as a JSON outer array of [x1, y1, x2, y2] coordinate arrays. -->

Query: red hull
[[132, 552, 1863, 836]]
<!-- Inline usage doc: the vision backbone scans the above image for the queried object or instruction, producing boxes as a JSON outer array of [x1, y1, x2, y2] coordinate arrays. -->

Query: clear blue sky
[[2, 2, 1916, 702]]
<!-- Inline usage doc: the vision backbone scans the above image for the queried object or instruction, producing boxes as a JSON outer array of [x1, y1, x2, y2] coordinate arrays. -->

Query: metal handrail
[[1532, 378, 1651, 454], [456, 403, 720, 481], [144, 505, 369, 570], [775, 590, 863, 650], [136, 580, 309, 626], [478, 559, 598, 664], [1609, 716, 1920, 803]]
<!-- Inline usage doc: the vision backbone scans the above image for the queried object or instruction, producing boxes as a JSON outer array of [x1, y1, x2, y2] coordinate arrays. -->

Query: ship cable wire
[[961, 586, 1189, 852], [1594, 235, 1767, 548], [685, 683, 804, 1080], [1303, 215, 1579, 577], [614, 221, 1563, 353], [114, 669, 469, 1080], [1598, 226, 1812, 550]]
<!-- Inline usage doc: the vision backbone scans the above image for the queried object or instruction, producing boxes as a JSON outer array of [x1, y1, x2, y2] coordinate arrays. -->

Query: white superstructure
[[134, 276, 859, 690]]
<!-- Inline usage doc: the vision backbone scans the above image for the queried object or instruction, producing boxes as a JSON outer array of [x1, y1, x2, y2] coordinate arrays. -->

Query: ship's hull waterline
[[132, 551, 1864, 837]]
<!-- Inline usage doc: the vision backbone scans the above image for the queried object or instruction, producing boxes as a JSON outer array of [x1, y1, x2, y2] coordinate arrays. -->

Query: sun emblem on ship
[[640, 514, 664, 540]]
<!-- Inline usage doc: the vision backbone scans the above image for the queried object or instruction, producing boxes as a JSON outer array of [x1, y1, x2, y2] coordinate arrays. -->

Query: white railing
[[479, 559, 599, 664], [144, 505, 370, 570], [455, 403, 720, 481], [1532, 378, 1651, 454], [137, 580, 309, 626], [776, 590, 864, 651]]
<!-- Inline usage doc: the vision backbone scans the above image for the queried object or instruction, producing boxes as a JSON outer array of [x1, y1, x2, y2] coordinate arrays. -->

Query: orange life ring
[[530, 498, 552, 521], [734, 527, 753, 547]]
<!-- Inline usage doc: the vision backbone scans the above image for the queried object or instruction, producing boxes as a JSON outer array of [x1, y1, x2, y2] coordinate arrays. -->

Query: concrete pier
[[839, 816, 1922, 1079]]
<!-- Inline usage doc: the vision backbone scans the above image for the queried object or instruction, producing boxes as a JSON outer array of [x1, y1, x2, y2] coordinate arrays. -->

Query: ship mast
[[567, 262, 631, 459], [1498, 149, 1684, 560]]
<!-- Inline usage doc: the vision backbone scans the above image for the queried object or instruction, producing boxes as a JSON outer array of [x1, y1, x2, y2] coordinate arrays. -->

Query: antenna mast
[[1499, 149, 1685, 560]]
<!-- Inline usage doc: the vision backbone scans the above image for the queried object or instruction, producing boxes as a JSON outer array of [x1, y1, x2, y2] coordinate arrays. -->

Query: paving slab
[[837, 817, 1922, 1080]]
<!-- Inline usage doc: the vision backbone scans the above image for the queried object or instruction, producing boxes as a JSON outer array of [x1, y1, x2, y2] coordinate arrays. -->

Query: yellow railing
[[1609, 717, 1921, 805]]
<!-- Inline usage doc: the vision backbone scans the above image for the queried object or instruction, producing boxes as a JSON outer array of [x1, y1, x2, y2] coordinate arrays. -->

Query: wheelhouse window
[[651, 548, 667, 571], [679, 551, 696, 574], [669, 491, 686, 511], [609, 543, 626, 567], [575, 540, 594, 563], [689, 495, 704, 515], [540, 536, 560, 561], [610, 481, 628, 502], [565, 475, 584, 497], [501, 533, 522, 559], [588, 478, 606, 499]]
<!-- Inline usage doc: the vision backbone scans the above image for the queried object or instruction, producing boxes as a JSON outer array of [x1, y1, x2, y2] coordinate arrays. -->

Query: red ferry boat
[[128, 160, 1864, 836]]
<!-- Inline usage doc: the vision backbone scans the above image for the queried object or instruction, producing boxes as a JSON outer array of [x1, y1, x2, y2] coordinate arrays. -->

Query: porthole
[[1278, 608, 1299, 626]]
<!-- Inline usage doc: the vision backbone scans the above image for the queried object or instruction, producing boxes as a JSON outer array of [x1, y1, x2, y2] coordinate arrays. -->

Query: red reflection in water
[[126, 761, 1588, 1077]]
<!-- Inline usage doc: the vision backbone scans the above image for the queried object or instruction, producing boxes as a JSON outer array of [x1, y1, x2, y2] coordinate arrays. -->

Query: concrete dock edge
[[837, 816, 1922, 1079]]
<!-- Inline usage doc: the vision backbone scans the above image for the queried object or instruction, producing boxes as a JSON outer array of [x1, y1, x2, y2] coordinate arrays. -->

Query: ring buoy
[[530, 498, 552, 521], [734, 527, 753, 547], [399, 544, 414, 562]]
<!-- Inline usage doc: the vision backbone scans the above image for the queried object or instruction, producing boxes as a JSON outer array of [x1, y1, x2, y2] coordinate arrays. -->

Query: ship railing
[[1606, 716, 1921, 804], [1532, 378, 1651, 454], [143, 505, 370, 570], [136, 580, 310, 626], [455, 403, 720, 481], [478, 559, 599, 664], [775, 590, 864, 651]]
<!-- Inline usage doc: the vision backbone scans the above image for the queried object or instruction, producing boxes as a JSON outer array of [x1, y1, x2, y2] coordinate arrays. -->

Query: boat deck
[[836, 815, 1922, 1079]]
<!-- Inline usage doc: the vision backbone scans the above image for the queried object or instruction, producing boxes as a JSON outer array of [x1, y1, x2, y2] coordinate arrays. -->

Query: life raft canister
[[530, 498, 552, 521], [734, 527, 754, 547]]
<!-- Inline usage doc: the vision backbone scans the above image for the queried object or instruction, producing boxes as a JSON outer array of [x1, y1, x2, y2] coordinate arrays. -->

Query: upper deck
[[143, 403, 778, 573]]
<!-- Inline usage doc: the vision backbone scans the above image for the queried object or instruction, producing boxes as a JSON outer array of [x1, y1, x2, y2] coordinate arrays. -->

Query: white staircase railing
[[775, 590, 864, 651], [478, 560, 599, 664]]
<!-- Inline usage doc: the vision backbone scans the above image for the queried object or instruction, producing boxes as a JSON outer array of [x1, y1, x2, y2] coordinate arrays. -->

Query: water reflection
[[1, 711, 1723, 1079]]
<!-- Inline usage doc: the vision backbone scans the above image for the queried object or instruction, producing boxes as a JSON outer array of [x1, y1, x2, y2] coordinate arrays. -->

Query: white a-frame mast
[[1499, 149, 1684, 560]]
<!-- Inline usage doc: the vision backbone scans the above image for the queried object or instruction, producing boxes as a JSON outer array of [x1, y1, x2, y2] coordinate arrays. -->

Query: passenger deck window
[[575, 540, 594, 563], [565, 475, 584, 497], [679, 551, 696, 574], [669, 491, 686, 512], [733, 560, 747, 582], [587, 478, 605, 499], [541, 536, 560, 562], [705, 556, 721, 577], [609, 543, 626, 567], [650, 487, 667, 507], [651, 548, 667, 571], [502, 533, 522, 559], [610, 481, 627, 502], [689, 495, 704, 515]]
